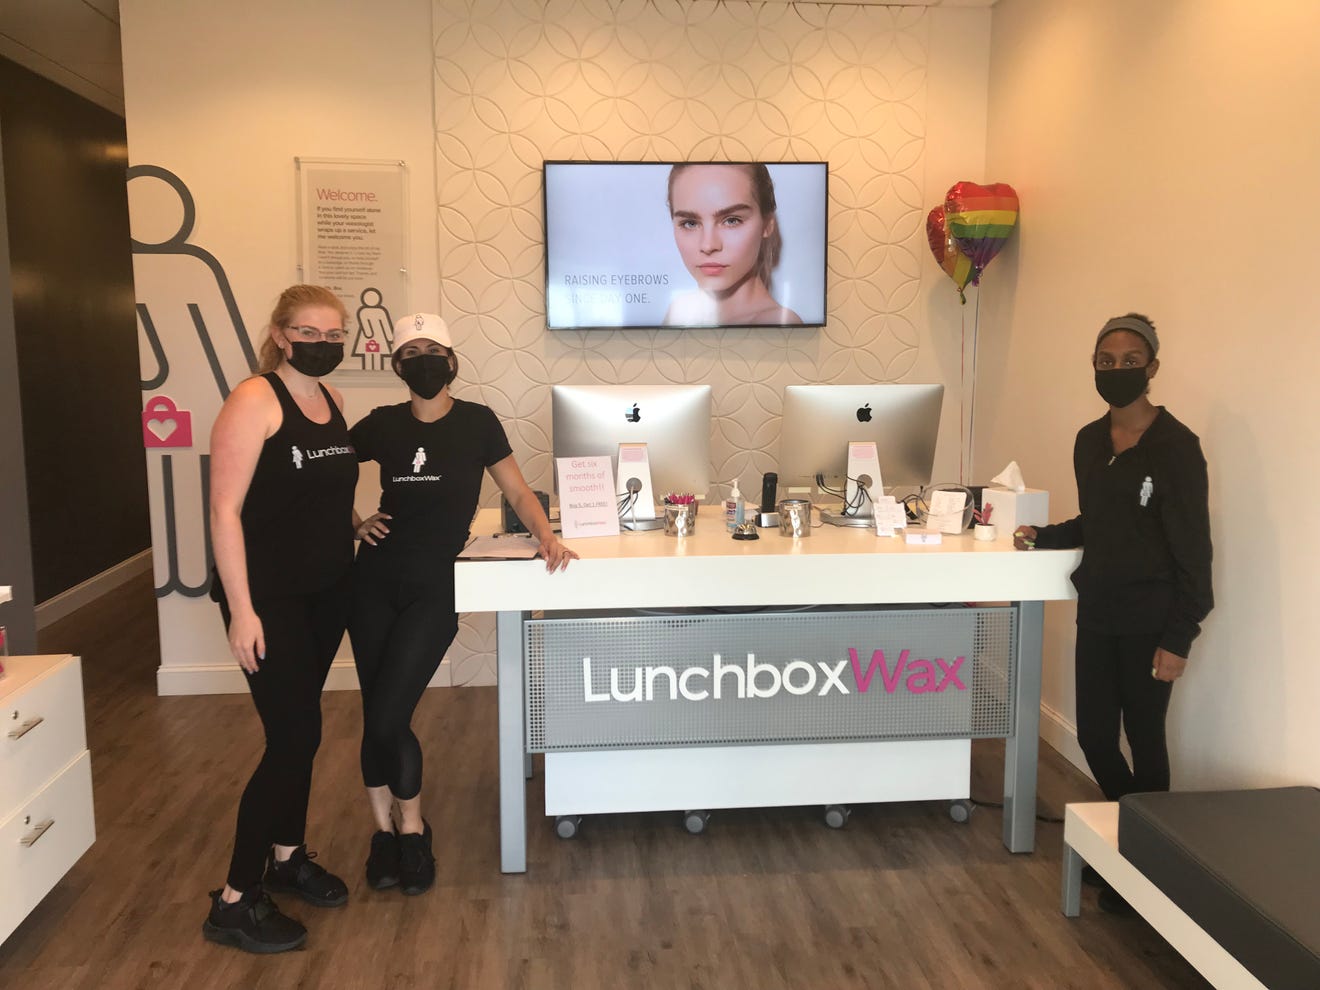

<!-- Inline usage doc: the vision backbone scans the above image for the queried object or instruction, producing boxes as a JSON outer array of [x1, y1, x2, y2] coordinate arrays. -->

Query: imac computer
[[778, 383, 944, 523], [551, 385, 713, 524]]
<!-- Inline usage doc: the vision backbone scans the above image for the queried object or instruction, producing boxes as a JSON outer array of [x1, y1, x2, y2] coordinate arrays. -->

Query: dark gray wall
[[0, 117, 36, 654], [0, 56, 148, 603]]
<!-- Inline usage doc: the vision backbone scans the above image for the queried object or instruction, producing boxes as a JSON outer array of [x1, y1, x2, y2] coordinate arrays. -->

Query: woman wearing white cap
[[1013, 312, 1213, 913], [346, 312, 575, 895]]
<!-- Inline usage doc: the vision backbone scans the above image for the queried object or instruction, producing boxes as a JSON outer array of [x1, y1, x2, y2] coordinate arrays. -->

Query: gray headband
[[1096, 316, 1159, 357]]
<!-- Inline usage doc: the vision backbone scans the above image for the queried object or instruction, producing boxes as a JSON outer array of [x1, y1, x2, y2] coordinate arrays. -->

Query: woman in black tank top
[[202, 285, 358, 954]]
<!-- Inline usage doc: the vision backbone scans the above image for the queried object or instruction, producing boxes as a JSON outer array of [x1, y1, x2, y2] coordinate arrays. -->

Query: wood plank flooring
[[1, 572, 1210, 989]]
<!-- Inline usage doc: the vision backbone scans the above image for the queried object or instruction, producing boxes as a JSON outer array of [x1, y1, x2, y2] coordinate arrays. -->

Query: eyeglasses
[[285, 325, 347, 344]]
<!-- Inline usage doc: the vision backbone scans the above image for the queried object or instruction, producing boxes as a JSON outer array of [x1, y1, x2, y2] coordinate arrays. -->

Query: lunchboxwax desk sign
[[455, 509, 1080, 874]]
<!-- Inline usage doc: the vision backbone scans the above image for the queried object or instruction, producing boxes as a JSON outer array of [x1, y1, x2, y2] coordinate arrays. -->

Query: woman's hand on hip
[[356, 512, 392, 545], [228, 607, 266, 674], [538, 534, 578, 572], [1151, 647, 1187, 682]]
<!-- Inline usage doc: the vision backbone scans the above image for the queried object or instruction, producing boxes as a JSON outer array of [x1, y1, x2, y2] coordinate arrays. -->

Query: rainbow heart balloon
[[926, 205, 976, 304], [944, 180, 1019, 280]]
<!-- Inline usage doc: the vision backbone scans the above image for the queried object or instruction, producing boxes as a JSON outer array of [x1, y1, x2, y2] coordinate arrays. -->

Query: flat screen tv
[[544, 161, 827, 330]]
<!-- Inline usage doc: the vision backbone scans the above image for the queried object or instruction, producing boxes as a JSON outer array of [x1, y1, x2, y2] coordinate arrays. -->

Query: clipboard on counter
[[458, 534, 541, 561]]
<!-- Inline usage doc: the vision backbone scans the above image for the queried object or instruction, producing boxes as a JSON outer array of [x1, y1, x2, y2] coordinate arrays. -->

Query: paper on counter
[[459, 535, 541, 560], [872, 495, 907, 537], [926, 489, 967, 535]]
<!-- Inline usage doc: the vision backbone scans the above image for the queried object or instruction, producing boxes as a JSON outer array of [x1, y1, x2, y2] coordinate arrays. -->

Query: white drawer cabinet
[[0, 656, 95, 945]]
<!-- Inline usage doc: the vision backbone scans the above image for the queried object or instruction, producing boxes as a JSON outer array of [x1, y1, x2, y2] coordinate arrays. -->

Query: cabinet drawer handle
[[20, 818, 55, 847], [8, 715, 45, 740]]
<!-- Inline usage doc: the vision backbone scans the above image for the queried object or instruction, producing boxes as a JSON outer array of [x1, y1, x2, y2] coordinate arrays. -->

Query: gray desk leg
[[497, 610, 528, 873], [1004, 600, 1043, 853], [1061, 842, 1083, 917]]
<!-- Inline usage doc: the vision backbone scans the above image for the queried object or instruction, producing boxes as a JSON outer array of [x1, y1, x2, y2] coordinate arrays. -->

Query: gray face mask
[[1094, 367, 1148, 408]]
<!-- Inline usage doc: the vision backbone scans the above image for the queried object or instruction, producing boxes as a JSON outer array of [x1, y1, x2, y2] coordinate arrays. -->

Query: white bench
[[1062, 802, 1267, 990]]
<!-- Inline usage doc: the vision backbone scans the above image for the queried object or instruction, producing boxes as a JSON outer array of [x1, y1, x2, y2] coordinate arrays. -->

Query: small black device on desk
[[502, 490, 550, 534], [757, 471, 779, 527]]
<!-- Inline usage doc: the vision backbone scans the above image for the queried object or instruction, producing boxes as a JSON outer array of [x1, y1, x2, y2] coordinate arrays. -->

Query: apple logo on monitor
[[856, 403, 872, 423], [624, 403, 641, 423]]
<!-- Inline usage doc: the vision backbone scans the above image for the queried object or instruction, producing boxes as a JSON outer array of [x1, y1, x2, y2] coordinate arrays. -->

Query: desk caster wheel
[[823, 805, 851, 829], [683, 810, 710, 835], [555, 815, 582, 839], [949, 800, 973, 824]]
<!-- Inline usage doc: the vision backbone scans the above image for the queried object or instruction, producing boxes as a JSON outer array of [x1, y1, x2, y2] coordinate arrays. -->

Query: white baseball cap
[[392, 312, 452, 351]]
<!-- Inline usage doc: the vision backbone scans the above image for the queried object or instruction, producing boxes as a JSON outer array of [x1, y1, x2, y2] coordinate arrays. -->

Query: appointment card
[[556, 455, 621, 539]]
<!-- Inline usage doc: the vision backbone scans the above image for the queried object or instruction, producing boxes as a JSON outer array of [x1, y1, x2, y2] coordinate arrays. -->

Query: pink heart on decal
[[147, 418, 177, 441]]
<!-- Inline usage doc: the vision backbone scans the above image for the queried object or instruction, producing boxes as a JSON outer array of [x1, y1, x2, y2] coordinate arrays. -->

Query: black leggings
[[219, 577, 349, 891], [1074, 629, 1173, 801], [348, 562, 458, 801]]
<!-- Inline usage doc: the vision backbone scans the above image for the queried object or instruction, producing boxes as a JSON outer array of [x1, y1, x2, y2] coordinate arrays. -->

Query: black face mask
[[286, 341, 344, 378], [399, 353, 455, 399], [1095, 367, 1149, 408]]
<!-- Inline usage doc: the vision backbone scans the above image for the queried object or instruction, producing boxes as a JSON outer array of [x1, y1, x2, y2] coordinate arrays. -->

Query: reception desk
[[455, 510, 1080, 874]]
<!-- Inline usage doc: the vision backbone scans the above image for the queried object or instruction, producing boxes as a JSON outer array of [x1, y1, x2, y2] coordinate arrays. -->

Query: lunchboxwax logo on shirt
[[582, 648, 967, 703], [393, 445, 444, 482], [291, 443, 352, 469]]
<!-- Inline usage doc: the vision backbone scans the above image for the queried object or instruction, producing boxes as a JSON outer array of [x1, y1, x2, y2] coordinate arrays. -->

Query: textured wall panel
[[437, 0, 931, 684]]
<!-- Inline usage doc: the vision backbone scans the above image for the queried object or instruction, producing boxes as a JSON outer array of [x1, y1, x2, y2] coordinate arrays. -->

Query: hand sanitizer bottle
[[726, 479, 744, 531]]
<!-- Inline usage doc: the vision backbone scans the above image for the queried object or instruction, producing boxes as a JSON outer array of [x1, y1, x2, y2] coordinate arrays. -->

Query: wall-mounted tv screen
[[544, 161, 827, 330]]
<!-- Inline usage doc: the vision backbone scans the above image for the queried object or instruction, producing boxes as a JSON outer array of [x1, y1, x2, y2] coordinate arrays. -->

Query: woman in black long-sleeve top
[[1014, 313, 1213, 807]]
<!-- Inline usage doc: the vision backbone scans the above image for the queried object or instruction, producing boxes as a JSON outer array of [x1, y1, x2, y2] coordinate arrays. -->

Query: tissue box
[[981, 487, 1049, 532]]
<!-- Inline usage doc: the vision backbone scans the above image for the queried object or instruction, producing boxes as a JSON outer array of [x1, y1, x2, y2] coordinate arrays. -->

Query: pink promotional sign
[[141, 395, 194, 448]]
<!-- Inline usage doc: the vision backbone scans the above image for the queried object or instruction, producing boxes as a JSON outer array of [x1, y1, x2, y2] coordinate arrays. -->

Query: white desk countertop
[[456, 508, 1081, 612], [0, 585, 11, 605]]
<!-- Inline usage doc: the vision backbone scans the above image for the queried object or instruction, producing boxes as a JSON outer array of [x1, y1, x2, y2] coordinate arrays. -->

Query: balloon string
[[959, 302, 966, 485], [969, 290, 981, 484]]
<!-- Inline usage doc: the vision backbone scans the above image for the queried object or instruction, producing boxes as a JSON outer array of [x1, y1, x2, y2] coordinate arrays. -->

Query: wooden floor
[[0, 572, 1210, 989]]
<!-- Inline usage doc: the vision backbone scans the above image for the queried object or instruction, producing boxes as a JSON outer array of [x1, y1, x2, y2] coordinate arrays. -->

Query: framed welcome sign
[[295, 157, 410, 380]]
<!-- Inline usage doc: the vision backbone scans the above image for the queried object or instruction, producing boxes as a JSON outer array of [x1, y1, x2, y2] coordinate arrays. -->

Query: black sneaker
[[262, 845, 349, 907], [398, 821, 435, 896], [366, 829, 400, 890], [202, 886, 307, 954]]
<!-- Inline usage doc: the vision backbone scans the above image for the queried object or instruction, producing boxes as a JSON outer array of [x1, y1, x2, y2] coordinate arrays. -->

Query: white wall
[[981, 0, 1320, 786], [122, 0, 439, 693], [121, 0, 992, 692]]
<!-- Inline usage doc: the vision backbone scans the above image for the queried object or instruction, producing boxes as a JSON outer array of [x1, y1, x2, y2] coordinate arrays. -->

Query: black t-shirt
[[350, 399, 513, 572]]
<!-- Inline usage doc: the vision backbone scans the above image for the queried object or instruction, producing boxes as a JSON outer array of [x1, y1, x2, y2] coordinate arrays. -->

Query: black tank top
[[235, 372, 358, 602]]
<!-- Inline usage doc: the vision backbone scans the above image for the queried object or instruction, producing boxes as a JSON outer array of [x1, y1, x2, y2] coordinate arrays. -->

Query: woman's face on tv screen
[[670, 165, 769, 293]]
